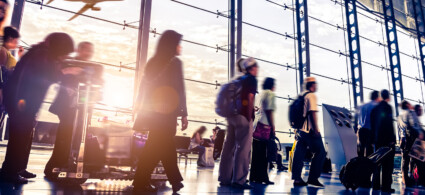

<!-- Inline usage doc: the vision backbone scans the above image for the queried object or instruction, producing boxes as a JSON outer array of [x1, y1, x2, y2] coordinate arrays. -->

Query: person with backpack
[[370, 90, 396, 193], [356, 91, 381, 158], [218, 57, 258, 190], [250, 77, 276, 185], [291, 77, 326, 187], [398, 100, 424, 187], [132, 30, 187, 193]]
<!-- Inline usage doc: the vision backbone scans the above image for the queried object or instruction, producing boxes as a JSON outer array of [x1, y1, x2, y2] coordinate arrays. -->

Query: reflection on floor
[[0, 147, 424, 195]]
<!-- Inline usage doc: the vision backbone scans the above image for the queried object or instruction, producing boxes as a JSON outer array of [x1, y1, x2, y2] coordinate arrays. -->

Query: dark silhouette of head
[[370, 90, 379, 101], [381, 89, 390, 101]]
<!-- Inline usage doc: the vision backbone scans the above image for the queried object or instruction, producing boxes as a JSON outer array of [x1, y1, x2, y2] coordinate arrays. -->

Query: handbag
[[253, 122, 272, 141]]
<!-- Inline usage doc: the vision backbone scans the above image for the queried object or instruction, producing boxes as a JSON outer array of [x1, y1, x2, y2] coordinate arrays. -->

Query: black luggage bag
[[339, 147, 393, 191]]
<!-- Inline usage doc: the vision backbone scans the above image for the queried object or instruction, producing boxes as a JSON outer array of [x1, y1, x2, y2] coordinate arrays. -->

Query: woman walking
[[132, 30, 188, 193], [250, 77, 276, 185]]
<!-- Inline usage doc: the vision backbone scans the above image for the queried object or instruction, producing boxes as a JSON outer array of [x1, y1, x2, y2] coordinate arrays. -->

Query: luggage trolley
[[49, 60, 167, 187]]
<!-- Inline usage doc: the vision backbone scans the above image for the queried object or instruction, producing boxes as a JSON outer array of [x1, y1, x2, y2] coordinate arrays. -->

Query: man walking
[[291, 77, 326, 187]]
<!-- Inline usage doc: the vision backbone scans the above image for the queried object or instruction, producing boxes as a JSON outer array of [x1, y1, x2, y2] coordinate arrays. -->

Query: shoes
[[277, 166, 288, 172], [0, 174, 28, 184], [264, 180, 275, 185], [307, 179, 324, 187], [381, 188, 395, 193], [293, 179, 308, 186], [19, 170, 36, 179], [172, 182, 184, 193], [133, 184, 157, 193], [231, 183, 254, 189]]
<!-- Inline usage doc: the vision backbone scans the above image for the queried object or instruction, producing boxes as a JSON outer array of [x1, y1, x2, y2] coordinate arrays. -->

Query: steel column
[[295, 0, 310, 88], [236, 0, 242, 60], [229, 0, 236, 78], [381, 0, 404, 116], [11, 0, 25, 30], [133, 0, 152, 111], [344, 0, 364, 108], [413, 0, 425, 87]]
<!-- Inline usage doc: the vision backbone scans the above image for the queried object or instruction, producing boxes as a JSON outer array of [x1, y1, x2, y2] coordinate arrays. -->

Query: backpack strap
[[301, 92, 311, 131]]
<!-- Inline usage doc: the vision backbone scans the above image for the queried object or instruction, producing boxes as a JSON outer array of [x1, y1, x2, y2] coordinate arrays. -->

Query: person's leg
[[291, 133, 308, 181], [357, 128, 365, 157], [307, 135, 326, 182], [372, 146, 381, 190], [133, 131, 162, 188], [381, 148, 395, 191], [232, 115, 253, 185], [365, 129, 374, 157], [218, 117, 236, 184], [259, 140, 270, 182], [249, 139, 260, 182], [195, 146, 206, 165], [45, 110, 76, 174], [160, 133, 183, 186], [401, 149, 411, 184], [1, 113, 34, 178]]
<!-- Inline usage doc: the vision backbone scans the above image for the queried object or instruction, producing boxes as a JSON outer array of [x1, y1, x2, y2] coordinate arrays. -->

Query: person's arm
[[310, 111, 321, 137], [175, 59, 188, 130], [195, 133, 203, 145]]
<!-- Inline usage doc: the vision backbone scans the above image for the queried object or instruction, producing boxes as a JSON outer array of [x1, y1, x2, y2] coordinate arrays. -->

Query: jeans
[[192, 146, 206, 165], [372, 145, 395, 191], [357, 128, 374, 157], [291, 131, 326, 181], [218, 115, 253, 185]]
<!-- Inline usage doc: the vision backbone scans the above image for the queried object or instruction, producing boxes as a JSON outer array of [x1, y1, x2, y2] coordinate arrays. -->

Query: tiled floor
[[0, 147, 423, 194]]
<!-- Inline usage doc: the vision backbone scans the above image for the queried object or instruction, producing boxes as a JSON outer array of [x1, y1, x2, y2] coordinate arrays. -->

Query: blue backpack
[[215, 76, 245, 117], [289, 92, 310, 129]]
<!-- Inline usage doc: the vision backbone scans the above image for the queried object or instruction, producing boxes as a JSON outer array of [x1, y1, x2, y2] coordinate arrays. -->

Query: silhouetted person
[[0, 33, 76, 184], [357, 91, 380, 157], [44, 42, 98, 178], [291, 77, 326, 187], [218, 58, 258, 190], [415, 104, 423, 117], [132, 30, 188, 193], [250, 77, 276, 185], [398, 101, 424, 187], [371, 90, 396, 193], [0, 0, 9, 30], [188, 126, 208, 166]]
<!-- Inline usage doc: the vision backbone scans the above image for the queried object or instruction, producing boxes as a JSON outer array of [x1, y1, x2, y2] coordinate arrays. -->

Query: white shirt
[[301, 91, 319, 133], [254, 90, 276, 127]]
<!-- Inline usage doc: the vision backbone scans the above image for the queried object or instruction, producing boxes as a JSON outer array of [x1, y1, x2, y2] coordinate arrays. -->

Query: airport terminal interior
[[0, 0, 425, 194]]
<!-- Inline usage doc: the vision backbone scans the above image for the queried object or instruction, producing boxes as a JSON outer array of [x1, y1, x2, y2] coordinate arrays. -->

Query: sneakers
[[307, 179, 324, 187], [19, 170, 37, 179], [132, 184, 157, 193]]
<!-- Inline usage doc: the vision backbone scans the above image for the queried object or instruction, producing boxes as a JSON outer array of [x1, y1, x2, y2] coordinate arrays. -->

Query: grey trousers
[[218, 115, 253, 185]]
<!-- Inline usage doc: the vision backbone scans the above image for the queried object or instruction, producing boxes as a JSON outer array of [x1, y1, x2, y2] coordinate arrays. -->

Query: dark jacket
[[371, 101, 396, 147], [137, 57, 187, 118], [3, 44, 61, 116]]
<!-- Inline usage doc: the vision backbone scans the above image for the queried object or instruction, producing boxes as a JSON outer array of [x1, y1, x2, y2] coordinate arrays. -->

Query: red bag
[[253, 122, 272, 141]]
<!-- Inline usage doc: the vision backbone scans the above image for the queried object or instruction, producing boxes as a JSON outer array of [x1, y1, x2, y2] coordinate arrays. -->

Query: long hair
[[144, 30, 182, 78], [192, 126, 207, 139]]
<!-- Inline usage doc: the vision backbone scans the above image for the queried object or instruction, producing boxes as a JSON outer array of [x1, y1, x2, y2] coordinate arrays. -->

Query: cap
[[241, 57, 257, 73], [304, 77, 316, 83]]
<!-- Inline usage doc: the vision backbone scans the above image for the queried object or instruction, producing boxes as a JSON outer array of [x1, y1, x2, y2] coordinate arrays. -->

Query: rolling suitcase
[[339, 147, 393, 191]]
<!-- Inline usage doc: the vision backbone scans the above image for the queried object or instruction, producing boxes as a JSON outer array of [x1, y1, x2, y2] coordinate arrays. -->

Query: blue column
[[295, 0, 311, 89], [381, 0, 404, 116], [413, 0, 425, 89]]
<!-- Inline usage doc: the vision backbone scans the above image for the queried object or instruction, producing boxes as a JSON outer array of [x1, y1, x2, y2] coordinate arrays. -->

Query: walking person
[[398, 100, 424, 187], [218, 57, 258, 189], [132, 30, 188, 193], [0, 33, 77, 184], [356, 91, 381, 157], [291, 77, 326, 187], [371, 90, 396, 193], [250, 77, 276, 185], [415, 104, 423, 118]]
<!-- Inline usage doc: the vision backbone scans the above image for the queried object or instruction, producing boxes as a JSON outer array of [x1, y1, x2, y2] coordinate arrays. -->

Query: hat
[[304, 77, 316, 83], [240, 57, 257, 73]]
